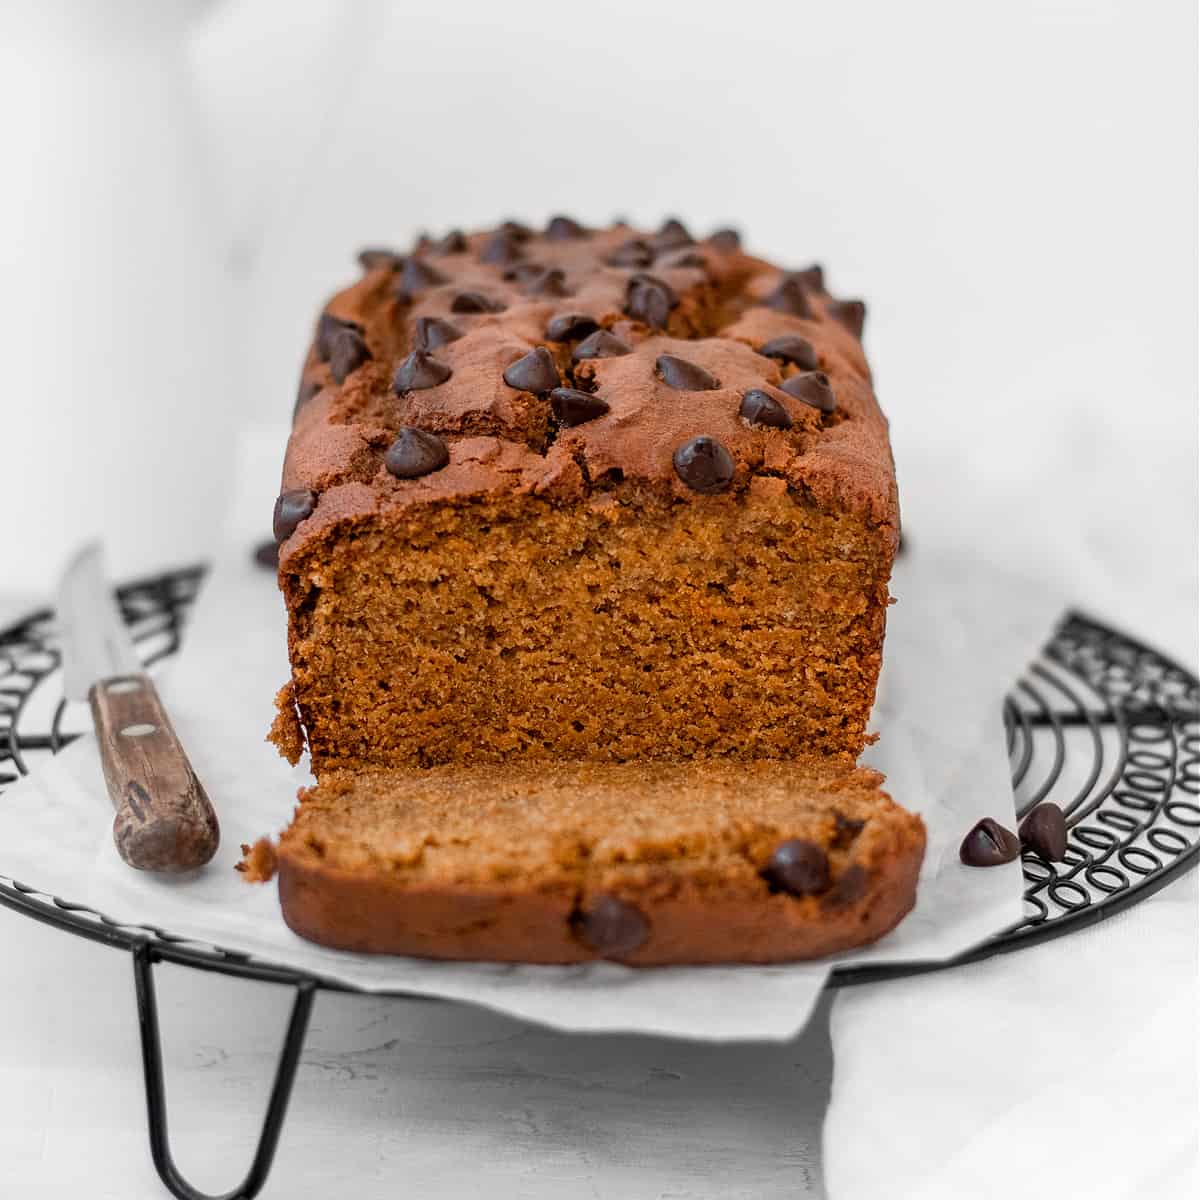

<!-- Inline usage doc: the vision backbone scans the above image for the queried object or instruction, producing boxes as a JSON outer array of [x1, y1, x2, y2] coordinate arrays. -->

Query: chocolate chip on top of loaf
[[272, 217, 895, 775]]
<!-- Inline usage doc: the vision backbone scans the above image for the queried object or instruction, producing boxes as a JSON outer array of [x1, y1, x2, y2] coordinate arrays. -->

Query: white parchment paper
[[0, 547, 1060, 1041]]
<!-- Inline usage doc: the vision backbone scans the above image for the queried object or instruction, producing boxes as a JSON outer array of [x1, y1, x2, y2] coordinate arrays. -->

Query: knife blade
[[56, 543, 219, 872]]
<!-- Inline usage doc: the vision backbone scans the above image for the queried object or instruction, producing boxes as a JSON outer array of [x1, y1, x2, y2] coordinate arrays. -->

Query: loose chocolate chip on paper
[[545, 214, 587, 240], [708, 227, 742, 252], [763, 838, 831, 896], [503, 346, 560, 393], [384, 427, 450, 479], [573, 329, 633, 360], [608, 238, 654, 267], [315, 312, 363, 362], [656, 354, 719, 391], [479, 231, 524, 265], [450, 291, 505, 314], [253, 539, 279, 569], [652, 217, 694, 250], [550, 387, 610, 426], [272, 489, 316, 543], [328, 328, 371, 384], [960, 818, 1021, 867], [414, 316, 463, 351], [572, 894, 649, 958], [780, 371, 836, 414], [626, 273, 677, 329], [356, 247, 403, 270], [740, 389, 793, 430], [1018, 803, 1068, 862], [763, 276, 814, 318], [673, 436, 735, 494], [758, 334, 818, 370], [545, 312, 600, 342], [828, 298, 867, 338], [393, 349, 452, 392]]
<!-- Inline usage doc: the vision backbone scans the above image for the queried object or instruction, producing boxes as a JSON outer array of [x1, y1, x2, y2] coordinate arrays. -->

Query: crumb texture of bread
[[276, 759, 925, 964], [268, 682, 306, 766]]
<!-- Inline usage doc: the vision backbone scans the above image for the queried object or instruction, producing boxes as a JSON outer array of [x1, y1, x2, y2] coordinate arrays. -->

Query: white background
[[0, 1, 1196, 1197]]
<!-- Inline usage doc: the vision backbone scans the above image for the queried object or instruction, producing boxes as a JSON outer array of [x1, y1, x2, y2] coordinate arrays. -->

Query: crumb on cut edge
[[236, 838, 278, 883]]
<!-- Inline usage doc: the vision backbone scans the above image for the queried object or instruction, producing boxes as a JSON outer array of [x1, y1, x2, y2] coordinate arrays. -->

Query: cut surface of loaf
[[271, 218, 898, 774], [273, 759, 926, 965]]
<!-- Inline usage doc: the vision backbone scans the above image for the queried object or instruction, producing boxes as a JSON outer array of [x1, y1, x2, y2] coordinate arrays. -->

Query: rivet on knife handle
[[88, 673, 219, 871]]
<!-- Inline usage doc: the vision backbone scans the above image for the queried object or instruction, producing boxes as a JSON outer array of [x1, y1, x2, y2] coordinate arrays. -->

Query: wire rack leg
[[132, 942, 315, 1200]]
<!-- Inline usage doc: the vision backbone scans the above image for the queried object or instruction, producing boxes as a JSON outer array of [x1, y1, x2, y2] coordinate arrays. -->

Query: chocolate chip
[[328, 327, 371, 384], [315, 312, 363, 361], [626, 273, 677, 329], [503, 346, 560, 393], [571, 894, 648, 958], [450, 291, 505, 314], [652, 217, 694, 250], [430, 229, 467, 254], [411, 232, 433, 253], [503, 262, 546, 284], [1018, 803, 1068, 862], [550, 387, 610, 426], [828, 298, 866, 338], [960, 818, 1021, 867], [792, 265, 825, 292], [384, 427, 450, 479], [573, 329, 633, 360], [393, 349, 452, 392], [273, 489, 316, 543], [708, 227, 742, 252], [672, 436, 735, 493], [831, 812, 865, 850], [780, 371, 836, 414], [763, 839, 830, 896], [396, 256, 447, 298], [758, 334, 818, 370], [357, 247, 403, 270], [763, 276, 814, 318], [608, 238, 654, 267], [499, 219, 534, 241], [525, 267, 570, 297], [253, 539, 279, 569], [545, 214, 587, 240], [414, 316, 463, 351], [740, 389, 793, 429], [822, 864, 868, 909], [479, 231, 523, 265], [656, 354, 719, 391], [545, 312, 600, 342], [294, 377, 322, 417], [656, 248, 707, 269]]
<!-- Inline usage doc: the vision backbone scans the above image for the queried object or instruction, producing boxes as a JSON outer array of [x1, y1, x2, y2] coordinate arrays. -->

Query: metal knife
[[57, 543, 219, 872]]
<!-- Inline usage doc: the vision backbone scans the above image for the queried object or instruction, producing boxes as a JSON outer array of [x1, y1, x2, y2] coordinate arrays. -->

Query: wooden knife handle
[[88, 673, 219, 872]]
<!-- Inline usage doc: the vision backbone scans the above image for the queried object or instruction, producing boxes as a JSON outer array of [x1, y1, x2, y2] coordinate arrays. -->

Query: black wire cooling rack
[[1, 564, 1198, 1200]]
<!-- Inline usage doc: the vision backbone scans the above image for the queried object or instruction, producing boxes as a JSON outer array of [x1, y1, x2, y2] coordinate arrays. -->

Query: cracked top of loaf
[[278, 217, 897, 564]]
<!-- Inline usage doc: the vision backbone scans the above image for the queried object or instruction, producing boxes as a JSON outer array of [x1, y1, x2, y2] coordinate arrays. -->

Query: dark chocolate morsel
[[571, 894, 649, 958], [780, 371, 836, 414], [831, 811, 866, 850], [758, 334, 818, 370], [397, 256, 447, 298], [315, 312, 363, 362], [763, 276, 814, 318], [626, 273, 677, 329], [960, 818, 1022, 867], [652, 216, 694, 250], [525, 267, 570, 297], [545, 214, 587, 240], [573, 329, 633, 360], [708, 227, 742, 252], [545, 312, 600, 342], [272, 489, 316, 543], [550, 387, 610, 426], [499, 219, 534, 241], [763, 839, 831, 896], [450, 290, 505, 313], [1018, 803, 1068, 862], [672, 436, 735, 493], [414, 316, 463, 351], [503, 346, 560, 393], [822, 864, 869, 909], [828, 298, 867, 338], [328, 327, 371, 384], [430, 229, 467, 254], [294, 377, 322, 417], [792, 264, 825, 292], [253, 539, 279, 569], [503, 262, 546, 284], [393, 349, 452, 392], [479, 231, 523, 265], [739, 389, 793, 429], [656, 353, 719, 391], [356, 247, 403, 270], [608, 238, 654, 267], [384, 427, 450, 479]]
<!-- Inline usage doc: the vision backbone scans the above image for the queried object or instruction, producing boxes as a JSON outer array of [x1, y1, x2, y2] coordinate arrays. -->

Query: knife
[[57, 543, 219, 872]]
